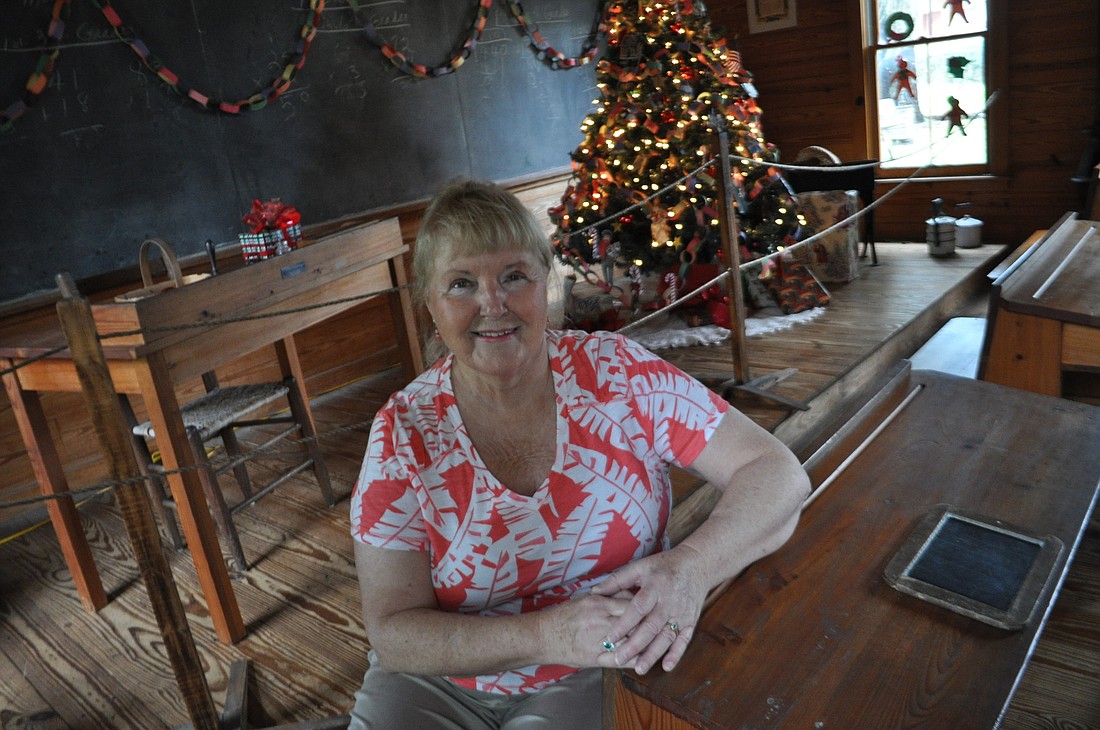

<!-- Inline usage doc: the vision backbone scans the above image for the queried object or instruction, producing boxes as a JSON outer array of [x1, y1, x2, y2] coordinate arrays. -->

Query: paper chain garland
[[2, 0, 322, 131], [505, 0, 603, 70], [92, 0, 324, 113], [349, 0, 603, 78], [1, 0, 71, 132], [2, 0, 603, 131], [350, 0, 490, 78]]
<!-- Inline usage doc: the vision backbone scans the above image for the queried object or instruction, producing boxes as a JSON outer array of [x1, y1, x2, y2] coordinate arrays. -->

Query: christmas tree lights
[[550, 0, 805, 280]]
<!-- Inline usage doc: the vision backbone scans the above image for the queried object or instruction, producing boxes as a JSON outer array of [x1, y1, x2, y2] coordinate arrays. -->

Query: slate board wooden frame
[[884, 504, 1064, 631]]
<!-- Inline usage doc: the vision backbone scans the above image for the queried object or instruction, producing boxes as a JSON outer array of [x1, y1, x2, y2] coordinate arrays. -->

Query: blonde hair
[[412, 179, 553, 307]]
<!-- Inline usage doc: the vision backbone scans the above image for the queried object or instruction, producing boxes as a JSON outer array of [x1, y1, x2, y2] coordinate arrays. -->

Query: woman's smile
[[471, 325, 519, 338]]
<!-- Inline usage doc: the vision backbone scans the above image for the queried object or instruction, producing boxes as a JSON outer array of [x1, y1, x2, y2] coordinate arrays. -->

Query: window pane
[[877, 0, 987, 44], [876, 36, 987, 168]]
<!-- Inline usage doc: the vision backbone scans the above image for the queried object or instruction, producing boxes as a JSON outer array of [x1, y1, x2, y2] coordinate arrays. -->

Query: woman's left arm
[[591, 406, 810, 675]]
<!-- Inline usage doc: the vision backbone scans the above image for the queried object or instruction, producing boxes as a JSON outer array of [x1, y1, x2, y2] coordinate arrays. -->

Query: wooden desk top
[[615, 368, 1100, 729], [997, 213, 1099, 328], [0, 217, 407, 385]]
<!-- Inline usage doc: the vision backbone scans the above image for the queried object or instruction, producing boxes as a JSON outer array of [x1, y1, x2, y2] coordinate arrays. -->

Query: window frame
[[862, 0, 1007, 179]]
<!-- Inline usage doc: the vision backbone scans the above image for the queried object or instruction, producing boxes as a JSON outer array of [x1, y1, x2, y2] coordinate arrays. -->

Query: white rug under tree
[[623, 306, 826, 351]]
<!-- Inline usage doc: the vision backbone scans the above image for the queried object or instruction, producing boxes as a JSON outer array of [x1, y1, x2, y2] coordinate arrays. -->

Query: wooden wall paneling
[[711, 0, 866, 162], [710, 0, 1098, 247]]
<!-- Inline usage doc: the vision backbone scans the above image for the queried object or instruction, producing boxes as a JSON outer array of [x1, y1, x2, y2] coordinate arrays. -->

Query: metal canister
[[926, 198, 956, 257], [955, 214, 983, 248]]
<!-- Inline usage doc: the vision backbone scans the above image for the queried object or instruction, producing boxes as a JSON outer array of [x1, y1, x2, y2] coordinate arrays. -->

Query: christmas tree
[[549, 0, 804, 282]]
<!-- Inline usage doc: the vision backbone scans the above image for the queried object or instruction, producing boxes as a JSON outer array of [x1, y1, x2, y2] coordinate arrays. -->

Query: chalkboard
[[0, 0, 601, 301], [884, 506, 1063, 630]]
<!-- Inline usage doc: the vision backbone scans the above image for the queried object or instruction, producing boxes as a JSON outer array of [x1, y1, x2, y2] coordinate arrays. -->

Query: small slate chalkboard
[[884, 505, 1063, 630]]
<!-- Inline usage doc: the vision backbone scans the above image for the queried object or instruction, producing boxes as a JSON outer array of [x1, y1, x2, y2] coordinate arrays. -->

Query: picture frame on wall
[[747, 0, 797, 33]]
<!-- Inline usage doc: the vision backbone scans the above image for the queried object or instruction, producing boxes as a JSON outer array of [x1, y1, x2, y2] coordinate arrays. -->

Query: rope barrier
[[0, 341, 73, 378], [0, 413, 377, 514], [617, 140, 968, 334], [0, 283, 413, 381], [601, 92, 1001, 333], [96, 283, 412, 341], [1, 92, 1002, 519]]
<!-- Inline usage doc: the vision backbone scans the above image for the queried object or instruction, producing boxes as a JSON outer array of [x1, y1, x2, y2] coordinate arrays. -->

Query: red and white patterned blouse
[[351, 329, 729, 695]]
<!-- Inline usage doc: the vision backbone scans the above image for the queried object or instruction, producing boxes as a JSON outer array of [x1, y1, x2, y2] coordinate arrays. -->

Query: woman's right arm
[[355, 540, 632, 676]]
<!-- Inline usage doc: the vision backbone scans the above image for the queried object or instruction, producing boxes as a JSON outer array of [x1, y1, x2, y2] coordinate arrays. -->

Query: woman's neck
[[450, 352, 553, 412]]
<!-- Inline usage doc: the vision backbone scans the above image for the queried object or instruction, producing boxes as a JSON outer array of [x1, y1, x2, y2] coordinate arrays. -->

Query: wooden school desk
[[981, 212, 1100, 396], [605, 365, 1100, 729], [0, 218, 421, 644]]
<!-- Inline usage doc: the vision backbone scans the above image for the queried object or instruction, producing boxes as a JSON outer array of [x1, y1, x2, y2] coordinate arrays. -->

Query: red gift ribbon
[[243, 198, 300, 234]]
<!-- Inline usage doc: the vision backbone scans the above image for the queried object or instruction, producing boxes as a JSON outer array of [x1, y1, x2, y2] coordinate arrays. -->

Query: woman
[[349, 179, 809, 728]]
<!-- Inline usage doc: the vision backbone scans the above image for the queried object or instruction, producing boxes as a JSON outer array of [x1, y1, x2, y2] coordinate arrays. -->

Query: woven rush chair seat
[[130, 375, 333, 572], [133, 382, 291, 441]]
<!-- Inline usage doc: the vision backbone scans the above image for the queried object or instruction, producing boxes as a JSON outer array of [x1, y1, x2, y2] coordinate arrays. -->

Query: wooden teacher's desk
[[981, 213, 1100, 396], [0, 218, 421, 644], [606, 366, 1100, 729]]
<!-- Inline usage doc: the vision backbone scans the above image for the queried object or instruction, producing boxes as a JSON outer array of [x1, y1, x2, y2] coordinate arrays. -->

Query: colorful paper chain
[[1, 0, 72, 133], [350, 0, 603, 79], [90, 0, 324, 113], [1, 0, 321, 131], [2, 0, 601, 131], [505, 0, 603, 70], [350, 0, 491, 79]]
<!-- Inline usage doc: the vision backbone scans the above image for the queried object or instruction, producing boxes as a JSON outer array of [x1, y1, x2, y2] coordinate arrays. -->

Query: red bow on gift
[[243, 198, 301, 234]]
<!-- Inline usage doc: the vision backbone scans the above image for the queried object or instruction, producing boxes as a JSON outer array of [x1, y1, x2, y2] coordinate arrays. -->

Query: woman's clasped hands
[[589, 544, 709, 676]]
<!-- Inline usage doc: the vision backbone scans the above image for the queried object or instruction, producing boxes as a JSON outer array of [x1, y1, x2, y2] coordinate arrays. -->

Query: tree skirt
[[623, 306, 826, 351]]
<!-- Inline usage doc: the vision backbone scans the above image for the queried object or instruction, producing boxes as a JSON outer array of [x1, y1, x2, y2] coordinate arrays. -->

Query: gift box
[[760, 257, 831, 314], [239, 224, 302, 263], [239, 198, 302, 264], [790, 189, 861, 283]]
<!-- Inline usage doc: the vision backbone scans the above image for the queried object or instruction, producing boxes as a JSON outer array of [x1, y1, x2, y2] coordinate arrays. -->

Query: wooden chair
[[128, 372, 333, 572]]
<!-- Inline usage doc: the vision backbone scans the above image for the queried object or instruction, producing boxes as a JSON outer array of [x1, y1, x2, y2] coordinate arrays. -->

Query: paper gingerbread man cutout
[[892, 57, 917, 102], [942, 96, 969, 136]]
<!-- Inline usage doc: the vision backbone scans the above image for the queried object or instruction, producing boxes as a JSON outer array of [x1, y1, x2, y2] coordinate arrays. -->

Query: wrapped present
[[239, 198, 302, 263], [790, 189, 861, 283], [760, 257, 831, 314]]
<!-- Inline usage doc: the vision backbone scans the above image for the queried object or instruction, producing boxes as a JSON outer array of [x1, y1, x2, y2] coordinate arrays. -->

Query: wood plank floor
[[1, 243, 1098, 729]]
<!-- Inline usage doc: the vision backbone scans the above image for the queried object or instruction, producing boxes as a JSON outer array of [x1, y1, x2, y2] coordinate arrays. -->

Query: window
[[867, 0, 992, 173]]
